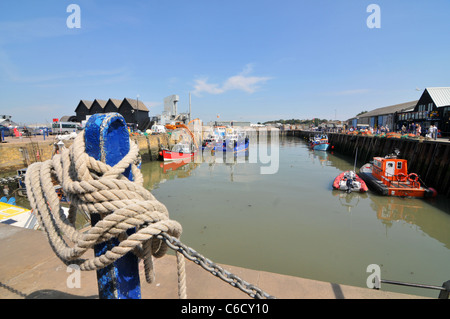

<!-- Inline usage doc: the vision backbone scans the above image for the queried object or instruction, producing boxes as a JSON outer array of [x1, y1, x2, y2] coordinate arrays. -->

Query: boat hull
[[224, 139, 249, 153], [203, 139, 249, 154], [162, 149, 195, 161], [311, 142, 329, 151], [332, 171, 368, 192], [359, 163, 436, 198]]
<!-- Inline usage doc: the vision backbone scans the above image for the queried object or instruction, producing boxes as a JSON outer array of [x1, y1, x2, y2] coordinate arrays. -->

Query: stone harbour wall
[[0, 134, 169, 174]]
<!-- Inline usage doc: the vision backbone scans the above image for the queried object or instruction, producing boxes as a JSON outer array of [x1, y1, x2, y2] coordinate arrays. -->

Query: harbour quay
[[0, 133, 170, 173], [0, 223, 426, 299], [287, 130, 450, 198]]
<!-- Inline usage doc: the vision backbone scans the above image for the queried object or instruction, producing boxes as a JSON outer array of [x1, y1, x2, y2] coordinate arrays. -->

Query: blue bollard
[[85, 113, 141, 299]]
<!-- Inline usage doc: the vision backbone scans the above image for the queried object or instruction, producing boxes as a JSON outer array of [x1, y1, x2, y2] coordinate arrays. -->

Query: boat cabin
[[372, 156, 410, 183]]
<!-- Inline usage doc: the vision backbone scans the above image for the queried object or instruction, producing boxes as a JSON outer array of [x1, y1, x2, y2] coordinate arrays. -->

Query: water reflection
[[367, 195, 450, 249], [308, 149, 331, 167], [331, 190, 368, 213], [141, 152, 251, 190]]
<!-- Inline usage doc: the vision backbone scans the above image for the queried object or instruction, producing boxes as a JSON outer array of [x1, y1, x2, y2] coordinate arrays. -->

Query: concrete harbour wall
[[0, 134, 169, 174]]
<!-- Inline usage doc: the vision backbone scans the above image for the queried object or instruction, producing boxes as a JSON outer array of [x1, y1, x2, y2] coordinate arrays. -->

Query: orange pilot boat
[[358, 150, 437, 198]]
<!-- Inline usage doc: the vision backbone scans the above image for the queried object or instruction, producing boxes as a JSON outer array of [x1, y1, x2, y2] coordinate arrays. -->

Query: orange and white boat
[[358, 151, 437, 198]]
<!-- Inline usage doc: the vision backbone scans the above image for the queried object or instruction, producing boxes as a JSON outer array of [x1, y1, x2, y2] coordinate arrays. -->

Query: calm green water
[[140, 135, 450, 298]]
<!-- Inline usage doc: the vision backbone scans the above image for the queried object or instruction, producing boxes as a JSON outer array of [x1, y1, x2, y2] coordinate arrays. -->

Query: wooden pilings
[[290, 130, 450, 197]]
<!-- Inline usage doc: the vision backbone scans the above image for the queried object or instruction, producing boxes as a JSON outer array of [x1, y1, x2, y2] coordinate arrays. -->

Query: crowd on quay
[[316, 123, 441, 140]]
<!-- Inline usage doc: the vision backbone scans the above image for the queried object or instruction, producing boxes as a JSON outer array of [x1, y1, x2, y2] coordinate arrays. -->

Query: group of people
[[428, 125, 439, 140], [347, 125, 390, 134], [345, 123, 440, 140], [400, 123, 438, 140]]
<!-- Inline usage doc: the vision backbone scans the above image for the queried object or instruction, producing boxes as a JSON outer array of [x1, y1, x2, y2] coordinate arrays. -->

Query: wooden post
[[85, 113, 141, 299]]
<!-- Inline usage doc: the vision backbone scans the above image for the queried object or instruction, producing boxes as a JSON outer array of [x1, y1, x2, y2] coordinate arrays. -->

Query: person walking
[[431, 125, 438, 140]]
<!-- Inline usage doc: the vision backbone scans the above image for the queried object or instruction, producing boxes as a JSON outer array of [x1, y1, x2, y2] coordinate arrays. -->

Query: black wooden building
[[74, 98, 150, 130], [89, 99, 107, 115], [104, 98, 122, 113], [118, 98, 150, 129], [74, 100, 93, 122], [396, 87, 450, 136]]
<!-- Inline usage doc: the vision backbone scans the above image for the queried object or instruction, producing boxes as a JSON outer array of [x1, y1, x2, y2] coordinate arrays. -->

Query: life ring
[[397, 173, 407, 182], [407, 173, 418, 182]]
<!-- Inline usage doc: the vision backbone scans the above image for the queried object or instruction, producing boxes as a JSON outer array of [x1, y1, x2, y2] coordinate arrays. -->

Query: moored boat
[[309, 134, 330, 151], [161, 143, 196, 161], [358, 151, 437, 198], [202, 128, 249, 154], [223, 136, 249, 153], [201, 133, 223, 151], [332, 170, 368, 193]]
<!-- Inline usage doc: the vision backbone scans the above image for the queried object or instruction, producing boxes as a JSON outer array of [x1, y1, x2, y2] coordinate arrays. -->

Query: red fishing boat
[[160, 143, 196, 161], [358, 151, 437, 198]]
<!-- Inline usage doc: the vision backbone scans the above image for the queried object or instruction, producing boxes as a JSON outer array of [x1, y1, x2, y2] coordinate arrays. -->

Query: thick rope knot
[[25, 131, 184, 289]]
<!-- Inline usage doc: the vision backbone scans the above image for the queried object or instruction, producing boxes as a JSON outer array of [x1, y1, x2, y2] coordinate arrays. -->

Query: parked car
[[0, 126, 12, 137], [151, 124, 166, 133], [21, 128, 32, 137]]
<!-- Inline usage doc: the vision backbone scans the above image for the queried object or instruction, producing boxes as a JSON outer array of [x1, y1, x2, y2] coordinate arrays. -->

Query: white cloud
[[192, 64, 271, 96], [193, 78, 225, 95]]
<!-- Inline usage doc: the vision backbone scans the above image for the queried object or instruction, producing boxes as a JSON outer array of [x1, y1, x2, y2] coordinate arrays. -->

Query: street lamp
[[135, 94, 140, 131]]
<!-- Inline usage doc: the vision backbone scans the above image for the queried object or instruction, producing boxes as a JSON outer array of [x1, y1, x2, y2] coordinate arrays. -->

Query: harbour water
[[140, 135, 450, 298]]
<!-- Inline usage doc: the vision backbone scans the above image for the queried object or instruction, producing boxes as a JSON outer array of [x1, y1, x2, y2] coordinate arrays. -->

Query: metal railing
[[374, 277, 450, 299]]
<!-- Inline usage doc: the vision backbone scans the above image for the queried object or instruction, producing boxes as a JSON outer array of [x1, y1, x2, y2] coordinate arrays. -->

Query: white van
[[151, 124, 166, 133], [51, 122, 83, 135]]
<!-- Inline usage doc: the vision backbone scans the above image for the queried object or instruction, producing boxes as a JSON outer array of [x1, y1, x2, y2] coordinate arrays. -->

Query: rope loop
[[25, 131, 183, 289]]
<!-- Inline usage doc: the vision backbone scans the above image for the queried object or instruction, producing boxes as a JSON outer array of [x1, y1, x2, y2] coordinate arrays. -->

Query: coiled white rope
[[25, 131, 186, 298]]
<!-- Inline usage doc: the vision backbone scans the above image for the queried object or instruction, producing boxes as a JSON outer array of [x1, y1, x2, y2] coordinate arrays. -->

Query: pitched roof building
[[74, 98, 152, 130], [350, 87, 450, 135], [118, 98, 150, 129], [416, 87, 450, 110], [104, 98, 123, 113], [351, 100, 417, 131], [408, 87, 450, 135], [74, 100, 93, 121], [89, 99, 107, 115]]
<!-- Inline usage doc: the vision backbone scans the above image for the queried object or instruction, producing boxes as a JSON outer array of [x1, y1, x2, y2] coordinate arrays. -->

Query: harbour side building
[[74, 100, 93, 122], [350, 87, 450, 136], [396, 87, 450, 136], [74, 98, 151, 130], [350, 101, 417, 132]]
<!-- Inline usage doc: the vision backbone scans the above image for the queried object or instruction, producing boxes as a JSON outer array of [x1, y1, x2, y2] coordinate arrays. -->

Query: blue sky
[[1, 0, 449, 125]]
